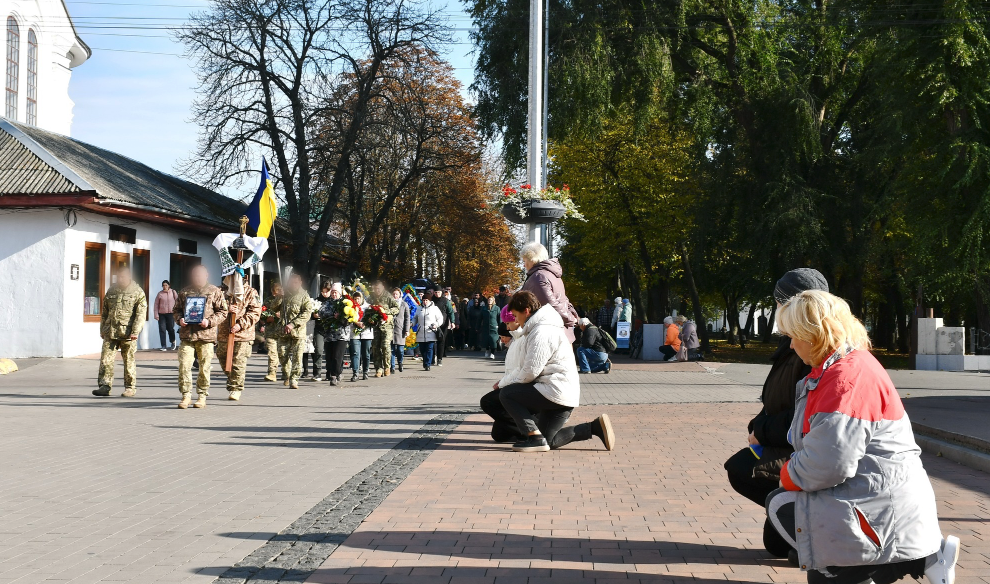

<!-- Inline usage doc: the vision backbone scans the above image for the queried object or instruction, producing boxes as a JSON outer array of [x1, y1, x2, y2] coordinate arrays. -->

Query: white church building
[[4, 0, 90, 135]]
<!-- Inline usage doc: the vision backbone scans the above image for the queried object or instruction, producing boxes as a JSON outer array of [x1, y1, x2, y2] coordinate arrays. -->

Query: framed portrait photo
[[184, 296, 207, 324]]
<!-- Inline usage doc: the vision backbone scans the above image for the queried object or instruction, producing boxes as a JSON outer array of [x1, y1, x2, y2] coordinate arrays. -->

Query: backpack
[[600, 329, 618, 353]]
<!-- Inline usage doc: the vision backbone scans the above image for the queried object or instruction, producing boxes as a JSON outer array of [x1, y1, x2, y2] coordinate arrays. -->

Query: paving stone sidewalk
[[306, 405, 990, 584]]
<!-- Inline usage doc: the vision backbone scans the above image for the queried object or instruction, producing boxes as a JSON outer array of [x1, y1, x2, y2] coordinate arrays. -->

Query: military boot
[[264, 373, 276, 382], [193, 395, 207, 408], [92, 386, 112, 397], [228, 391, 241, 401], [283, 379, 289, 387], [178, 393, 192, 409], [375, 369, 384, 378], [289, 380, 299, 389], [121, 388, 137, 398], [383, 368, 391, 377]]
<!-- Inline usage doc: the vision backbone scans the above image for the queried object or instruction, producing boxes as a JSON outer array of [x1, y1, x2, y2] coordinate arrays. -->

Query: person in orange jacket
[[658, 316, 681, 361]]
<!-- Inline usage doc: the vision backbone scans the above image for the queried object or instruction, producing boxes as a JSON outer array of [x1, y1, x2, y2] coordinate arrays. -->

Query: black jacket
[[744, 336, 811, 480], [580, 325, 607, 353]]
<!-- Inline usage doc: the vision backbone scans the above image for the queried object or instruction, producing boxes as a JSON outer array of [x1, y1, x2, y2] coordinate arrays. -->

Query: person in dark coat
[[723, 268, 829, 560], [468, 294, 488, 350], [481, 296, 500, 358]]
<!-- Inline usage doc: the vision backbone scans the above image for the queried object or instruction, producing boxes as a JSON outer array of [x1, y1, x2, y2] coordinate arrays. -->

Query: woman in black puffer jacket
[[723, 268, 828, 558]]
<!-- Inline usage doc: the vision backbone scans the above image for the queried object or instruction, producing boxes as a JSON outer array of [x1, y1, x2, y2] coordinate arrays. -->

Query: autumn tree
[[179, 0, 446, 286]]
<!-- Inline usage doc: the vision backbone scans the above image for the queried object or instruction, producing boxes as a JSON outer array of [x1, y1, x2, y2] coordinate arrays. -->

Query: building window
[[109, 224, 137, 244], [178, 238, 197, 254], [133, 249, 150, 300], [110, 251, 130, 281], [83, 242, 106, 322], [169, 253, 201, 291], [26, 29, 36, 125], [6, 16, 19, 121]]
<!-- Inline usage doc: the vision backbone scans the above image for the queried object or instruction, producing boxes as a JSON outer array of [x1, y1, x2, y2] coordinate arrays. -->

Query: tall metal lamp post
[[500, 0, 566, 246], [527, 0, 544, 245]]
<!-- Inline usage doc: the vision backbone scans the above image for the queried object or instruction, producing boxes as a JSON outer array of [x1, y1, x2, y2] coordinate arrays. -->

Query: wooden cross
[[224, 216, 251, 373]]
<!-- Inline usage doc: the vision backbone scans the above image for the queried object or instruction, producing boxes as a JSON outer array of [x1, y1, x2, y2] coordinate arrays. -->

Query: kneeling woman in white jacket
[[496, 291, 616, 453]]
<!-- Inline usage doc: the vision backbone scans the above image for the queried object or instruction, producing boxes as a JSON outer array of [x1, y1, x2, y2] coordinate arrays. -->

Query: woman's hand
[[747, 432, 760, 446], [493, 381, 500, 391]]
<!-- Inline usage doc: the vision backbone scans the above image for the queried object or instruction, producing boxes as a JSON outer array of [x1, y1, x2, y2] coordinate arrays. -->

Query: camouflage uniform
[[217, 286, 262, 394], [97, 282, 148, 395], [173, 284, 228, 397], [369, 292, 400, 374], [277, 290, 314, 385], [263, 294, 282, 381]]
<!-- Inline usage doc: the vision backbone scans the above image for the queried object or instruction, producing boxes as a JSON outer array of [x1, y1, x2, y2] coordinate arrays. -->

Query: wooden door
[[110, 251, 130, 285]]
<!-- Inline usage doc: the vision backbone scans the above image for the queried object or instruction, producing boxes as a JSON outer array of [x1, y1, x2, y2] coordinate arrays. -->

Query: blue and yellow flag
[[245, 157, 277, 238]]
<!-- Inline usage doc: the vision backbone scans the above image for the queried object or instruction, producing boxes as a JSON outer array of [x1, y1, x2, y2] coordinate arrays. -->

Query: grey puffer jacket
[[781, 348, 941, 571], [392, 302, 410, 345], [521, 258, 577, 343]]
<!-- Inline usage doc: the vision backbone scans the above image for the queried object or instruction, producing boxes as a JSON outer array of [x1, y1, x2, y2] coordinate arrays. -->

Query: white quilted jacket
[[497, 304, 580, 407]]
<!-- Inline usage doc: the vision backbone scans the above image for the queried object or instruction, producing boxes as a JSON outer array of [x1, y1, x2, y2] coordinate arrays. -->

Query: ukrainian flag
[[245, 157, 277, 238]]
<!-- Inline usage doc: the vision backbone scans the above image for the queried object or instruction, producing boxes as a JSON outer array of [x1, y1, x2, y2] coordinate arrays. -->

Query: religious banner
[[211, 233, 269, 277]]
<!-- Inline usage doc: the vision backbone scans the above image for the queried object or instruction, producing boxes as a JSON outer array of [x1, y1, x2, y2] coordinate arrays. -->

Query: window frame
[[6, 16, 19, 121], [83, 242, 106, 323], [133, 248, 150, 301], [25, 28, 35, 125]]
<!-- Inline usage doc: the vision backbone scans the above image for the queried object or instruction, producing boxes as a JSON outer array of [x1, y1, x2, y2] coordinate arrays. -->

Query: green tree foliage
[[553, 114, 697, 323], [467, 0, 990, 345]]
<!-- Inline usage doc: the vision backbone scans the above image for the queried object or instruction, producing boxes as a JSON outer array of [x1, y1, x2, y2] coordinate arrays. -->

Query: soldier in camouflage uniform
[[217, 276, 262, 401], [94, 267, 148, 397], [277, 273, 314, 389], [173, 265, 229, 409], [369, 280, 400, 377], [262, 282, 283, 381]]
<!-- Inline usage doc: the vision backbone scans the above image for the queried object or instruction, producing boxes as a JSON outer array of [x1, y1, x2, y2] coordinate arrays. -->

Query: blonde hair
[[674, 315, 687, 324], [777, 290, 871, 365]]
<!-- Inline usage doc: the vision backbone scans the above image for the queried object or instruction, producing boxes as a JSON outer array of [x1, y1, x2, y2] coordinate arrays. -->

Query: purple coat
[[521, 259, 577, 343]]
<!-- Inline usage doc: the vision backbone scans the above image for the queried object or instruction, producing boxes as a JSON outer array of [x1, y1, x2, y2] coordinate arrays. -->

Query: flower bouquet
[[260, 304, 278, 325], [362, 304, 391, 328], [319, 295, 363, 331], [495, 183, 585, 222]]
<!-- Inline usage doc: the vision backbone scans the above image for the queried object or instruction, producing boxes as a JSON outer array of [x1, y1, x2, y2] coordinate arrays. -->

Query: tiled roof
[[0, 119, 246, 229], [0, 127, 83, 194]]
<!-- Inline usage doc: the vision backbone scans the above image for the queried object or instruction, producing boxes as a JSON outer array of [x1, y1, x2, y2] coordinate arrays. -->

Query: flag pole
[[272, 223, 283, 286]]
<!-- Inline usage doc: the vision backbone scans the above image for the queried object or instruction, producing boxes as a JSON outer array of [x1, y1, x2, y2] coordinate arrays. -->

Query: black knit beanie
[[773, 268, 829, 304]]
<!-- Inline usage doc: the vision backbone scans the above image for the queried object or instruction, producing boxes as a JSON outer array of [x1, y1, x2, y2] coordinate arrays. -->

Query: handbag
[[676, 344, 688, 362]]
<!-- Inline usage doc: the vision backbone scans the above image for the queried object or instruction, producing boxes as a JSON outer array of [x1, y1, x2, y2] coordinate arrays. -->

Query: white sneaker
[[159, 348, 167, 352], [926, 535, 960, 584], [312, 376, 322, 382], [489, 353, 495, 360]]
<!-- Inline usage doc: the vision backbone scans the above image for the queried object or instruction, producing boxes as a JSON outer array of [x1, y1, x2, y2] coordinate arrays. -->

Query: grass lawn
[[706, 338, 912, 370]]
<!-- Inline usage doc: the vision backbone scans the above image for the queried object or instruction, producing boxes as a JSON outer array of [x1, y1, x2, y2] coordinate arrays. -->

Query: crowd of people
[[92, 249, 961, 584]]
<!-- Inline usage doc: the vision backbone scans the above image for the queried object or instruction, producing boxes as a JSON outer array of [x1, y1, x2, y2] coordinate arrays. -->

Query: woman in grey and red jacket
[[768, 290, 959, 584]]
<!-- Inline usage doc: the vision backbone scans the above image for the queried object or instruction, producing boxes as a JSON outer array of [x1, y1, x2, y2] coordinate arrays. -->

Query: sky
[[64, 0, 479, 194]]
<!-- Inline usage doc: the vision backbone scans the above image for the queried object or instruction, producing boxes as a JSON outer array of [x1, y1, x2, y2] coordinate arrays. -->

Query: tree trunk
[[680, 244, 709, 352], [762, 303, 777, 343], [977, 276, 990, 354], [622, 260, 644, 324]]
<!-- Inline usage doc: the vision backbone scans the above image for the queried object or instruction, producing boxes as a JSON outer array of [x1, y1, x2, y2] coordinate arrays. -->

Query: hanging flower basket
[[495, 184, 585, 224], [502, 200, 567, 224]]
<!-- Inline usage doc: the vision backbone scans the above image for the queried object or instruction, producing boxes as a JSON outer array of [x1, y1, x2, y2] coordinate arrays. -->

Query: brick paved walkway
[[307, 405, 990, 584], [2, 353, 987, 584]]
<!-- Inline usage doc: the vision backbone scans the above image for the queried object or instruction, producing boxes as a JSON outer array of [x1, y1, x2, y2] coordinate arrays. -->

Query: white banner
[[212, 233, 270, 277]]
